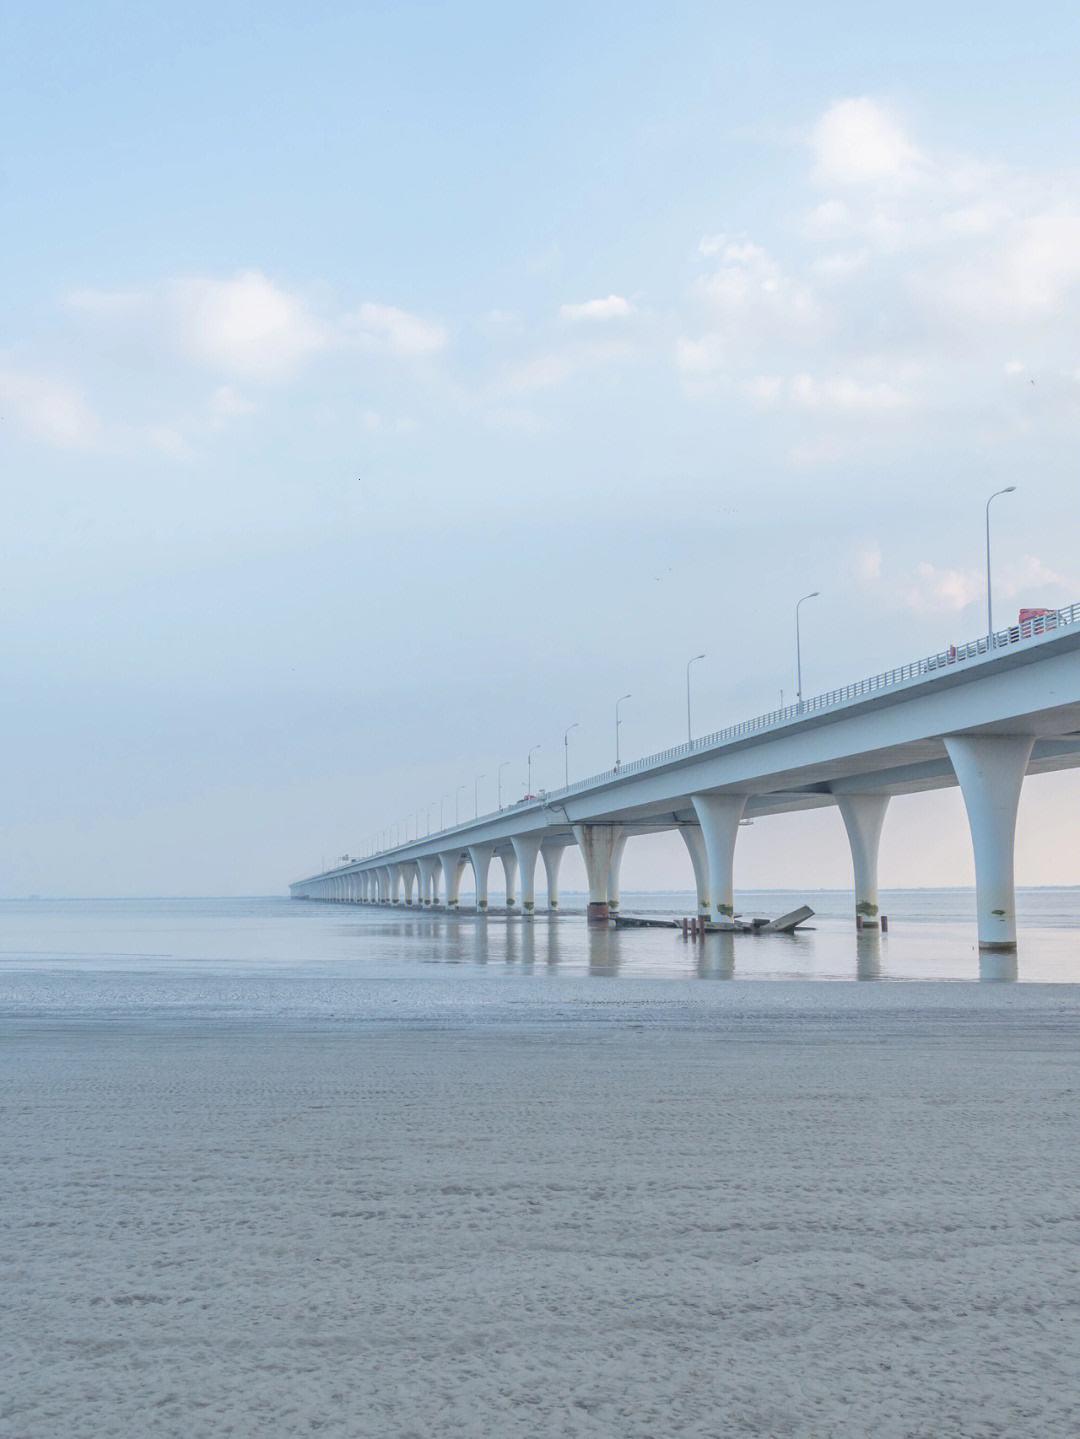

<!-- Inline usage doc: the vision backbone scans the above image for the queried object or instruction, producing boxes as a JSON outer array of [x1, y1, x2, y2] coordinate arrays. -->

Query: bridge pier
[[607, 832, 629, 913], [691, 793, 748, 921], [468, 843, 494, 910], [417, 854, 440, 906], [386, 865, 401, 904], [945, 733, 1034, 951], [439, 851, 465, 908], [835, 793, 890, 927], [401, 864, 417, 905], [512, 835, 542, 913], [541, 840, 568, 911], [499, 849, 518, 910], [679, 826, 710, 916], [572, 823, 624, 923]]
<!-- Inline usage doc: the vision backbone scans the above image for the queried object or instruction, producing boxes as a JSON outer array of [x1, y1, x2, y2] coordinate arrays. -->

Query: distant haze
[[3, 3, 1080, 896]]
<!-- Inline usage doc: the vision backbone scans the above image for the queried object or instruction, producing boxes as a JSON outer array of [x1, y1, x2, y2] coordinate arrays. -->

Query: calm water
[[2, 890, 1080, 1025]]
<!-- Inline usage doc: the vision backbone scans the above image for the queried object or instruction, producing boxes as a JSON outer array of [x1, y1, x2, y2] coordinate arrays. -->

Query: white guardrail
[[342, 602, 1080, 868]]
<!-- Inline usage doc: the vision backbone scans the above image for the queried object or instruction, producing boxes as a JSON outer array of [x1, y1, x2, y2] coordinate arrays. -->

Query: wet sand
[[4, 992, 1080, 1437]]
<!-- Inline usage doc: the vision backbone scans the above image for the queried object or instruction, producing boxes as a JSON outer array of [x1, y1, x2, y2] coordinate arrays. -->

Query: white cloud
[[173, 271, 325, 380], [903, 562, 983, 613], [502, 351, 580, 393], [741, 371, 910, 413], [144, 425, 190, 458], [999, 553, 1074, 600], [0, 367, 102, 448], [675, 333, 726, 375], [500, 340, 634, 394], [811, 98, 922, 186], [790, 373, 909, 412], [695, 237, 822, 337], [899, 555, 1075, 615], [812, 249, 870, 280], [854, 542, 883, 583], [351, 302, 447, 357], [559, 295, 635, 322], [210, 385, 257, 419]]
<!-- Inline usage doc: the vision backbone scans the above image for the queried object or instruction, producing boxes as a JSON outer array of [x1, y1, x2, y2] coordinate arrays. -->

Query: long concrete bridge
[[291, 605, 1080, 951]]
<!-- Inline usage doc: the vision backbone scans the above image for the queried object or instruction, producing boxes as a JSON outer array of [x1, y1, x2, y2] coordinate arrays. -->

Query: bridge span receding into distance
[[290, 604, 1080, 951]]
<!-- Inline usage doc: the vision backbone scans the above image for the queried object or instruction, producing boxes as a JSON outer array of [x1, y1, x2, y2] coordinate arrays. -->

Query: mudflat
[[4, 993, 1080, 1438]]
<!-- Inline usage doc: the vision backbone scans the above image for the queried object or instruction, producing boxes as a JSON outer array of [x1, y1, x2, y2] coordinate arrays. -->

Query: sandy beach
[[5, 989, 1080, 1438]]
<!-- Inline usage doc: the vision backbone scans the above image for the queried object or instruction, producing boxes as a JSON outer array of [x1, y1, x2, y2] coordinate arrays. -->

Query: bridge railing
[[350, 600, 1080, 865]]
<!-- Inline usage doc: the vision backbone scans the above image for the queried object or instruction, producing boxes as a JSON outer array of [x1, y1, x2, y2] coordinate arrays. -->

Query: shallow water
[[1, 889, 1079, 1027], [6, 896, 1080, 1437]]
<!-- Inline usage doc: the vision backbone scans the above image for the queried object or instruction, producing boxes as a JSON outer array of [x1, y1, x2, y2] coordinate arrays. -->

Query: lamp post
[[527, 745, 541, 796], [474, 773, 485, 818], [795, 592, 820, 710], [497, 761, 510, 809], [563, 723, 579, 787], [455, 785, 466, 825], [441, 795, 449, 830], [986, 486, 1017, 645], [427, 802, 435, 835], [615, 694, 631, 771], [686, 654, 705, 745]]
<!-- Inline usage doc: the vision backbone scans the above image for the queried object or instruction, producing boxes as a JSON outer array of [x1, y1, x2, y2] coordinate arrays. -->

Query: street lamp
[[427, 802, 435, 835], [563, 723, 579, 787], [986, 486, 1017, 645], [795, 592, 820, 710], [497, 761, 510, 809], [686, 654, 705, 745], [615, 694, 632, 770], [441, 795, 449, 830], [527, 745, 541, 796], [455, 785, 466, 825], [474, 773, 485, 818]]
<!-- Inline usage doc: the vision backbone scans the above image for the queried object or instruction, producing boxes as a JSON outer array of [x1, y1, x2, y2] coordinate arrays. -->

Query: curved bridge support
[[417, 855, 440, 906], [499, 849, 518, 909], [691, 793, 748, 922], [541, 841, 567, 911], [439, 851, 465, 908], [512, 835, 542, 914], [945, 733, 1034, 950], [572, 824, 624, 924], [835, 794, 890, 927], [468, 844, 495, 910], [679, 826, 710, 916]]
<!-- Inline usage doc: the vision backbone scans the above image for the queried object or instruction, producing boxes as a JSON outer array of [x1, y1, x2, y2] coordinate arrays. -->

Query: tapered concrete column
[[378, 866, 391, 902], [499, 850, 518, 909], [417, 855, 440, 906], [512, 835, 543, 914], [468, 844, 495, 910], [402, 864, 417, 905], [835, 794, 890, 927], [691, 793, 748, 920], [944, 733, 1034, 951], [541, 841, 567, 911], [439, 851, 465, 907], [607, 833, 629, 913], [679, 826, 710, 916], [387, 865, 403, 904], [572, 824, 624, 924]]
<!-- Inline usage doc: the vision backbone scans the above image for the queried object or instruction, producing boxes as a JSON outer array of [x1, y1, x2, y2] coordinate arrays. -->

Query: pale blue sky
[[4, 2, 1080, 895]]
